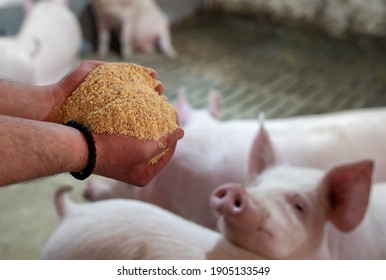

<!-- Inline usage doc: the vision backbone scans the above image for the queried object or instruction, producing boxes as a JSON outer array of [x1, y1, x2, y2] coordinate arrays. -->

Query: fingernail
[[155, 83, 165, 94]]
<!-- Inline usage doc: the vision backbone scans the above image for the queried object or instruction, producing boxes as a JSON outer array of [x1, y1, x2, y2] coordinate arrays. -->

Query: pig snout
[[210, 183, 247, 217]]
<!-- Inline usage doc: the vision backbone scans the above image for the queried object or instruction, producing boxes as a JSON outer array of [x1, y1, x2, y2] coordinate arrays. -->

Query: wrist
[[65, 121, 97, 180], [0, 116, 89, 186], [0, 81, 56, 121]]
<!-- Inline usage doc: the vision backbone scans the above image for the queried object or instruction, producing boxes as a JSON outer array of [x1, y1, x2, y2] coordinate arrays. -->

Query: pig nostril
[[234, 198, 243, 211], [216, 189, 227, 199]]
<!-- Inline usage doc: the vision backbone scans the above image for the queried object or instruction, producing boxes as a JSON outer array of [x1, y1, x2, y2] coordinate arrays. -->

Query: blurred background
[[1, 0, 386, 259]]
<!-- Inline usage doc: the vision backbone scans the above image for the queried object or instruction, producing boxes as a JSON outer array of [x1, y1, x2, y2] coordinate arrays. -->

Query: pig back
[[267, 108, 386, 183], [42, 198, 221, 259]]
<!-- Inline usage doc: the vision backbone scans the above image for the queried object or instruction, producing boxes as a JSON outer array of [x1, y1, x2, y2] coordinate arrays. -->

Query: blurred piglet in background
[[0, 0, 23, 8], [91, 0, 177, 59], [0, 0, 82, 85], [43, 152, 386, 259], [83, 89, 386, 230]]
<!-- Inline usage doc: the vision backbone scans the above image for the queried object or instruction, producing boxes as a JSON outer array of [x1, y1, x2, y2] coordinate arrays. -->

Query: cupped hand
[[45, 60, 164, 123], [93, 128, 184, 186], [49, 60, 178, 185]]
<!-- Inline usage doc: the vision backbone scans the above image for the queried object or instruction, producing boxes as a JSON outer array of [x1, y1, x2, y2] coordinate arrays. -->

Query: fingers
[[155, 82, 165, 95], [148, 70, 164, 95], [144, 128, 183, 168], [147, 142, 178, 177], [92, 128, 183, 187], [77, 60, 105, 72], [57, 60, 105, 95], [158, 128, 184, 150], [149, 71, 158, 79], [60, 61, 165, 97]]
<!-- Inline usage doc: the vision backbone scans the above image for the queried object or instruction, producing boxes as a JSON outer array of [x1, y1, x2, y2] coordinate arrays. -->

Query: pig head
[[211, 124, 375, 259], [91, 0, 176, 59], [211, 161, 373, 259]]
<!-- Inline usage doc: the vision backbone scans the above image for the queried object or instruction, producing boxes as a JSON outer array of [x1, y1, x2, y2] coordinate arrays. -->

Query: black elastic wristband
[[64, 120, 96, 180]]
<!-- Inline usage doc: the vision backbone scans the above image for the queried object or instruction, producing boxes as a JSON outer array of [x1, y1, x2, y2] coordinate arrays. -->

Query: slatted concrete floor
[[1, 14, 386, 259], [126, 15, 386, 120]]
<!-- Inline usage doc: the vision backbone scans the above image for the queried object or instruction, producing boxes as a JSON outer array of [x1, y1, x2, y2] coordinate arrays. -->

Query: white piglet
[[211, 125, 386, 259], [211, 166, 386, 259], [0, 0, 82, 85], [91, 0, 176, 58], [0, 37, 36, 83], [43, 154, 385, 259]]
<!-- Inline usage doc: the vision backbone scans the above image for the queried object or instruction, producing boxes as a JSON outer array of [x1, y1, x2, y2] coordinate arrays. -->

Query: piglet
[[0, 0, 82, 85], [211, 164, 386, 259], [211, 125, 386, 259], [42, 186, 262, 260], [91, 0, 176, 59], [0, 37, 36, 83], [44, 156, 384, 260]]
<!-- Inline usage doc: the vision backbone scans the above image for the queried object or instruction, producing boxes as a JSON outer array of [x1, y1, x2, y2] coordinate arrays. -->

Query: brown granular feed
[[60, 62, 180, 143], [149, 148, 170, 165]]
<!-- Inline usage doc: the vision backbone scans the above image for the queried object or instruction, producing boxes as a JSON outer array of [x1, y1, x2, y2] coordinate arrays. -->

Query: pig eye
[[289, 195, 306, 216], [294, 203, 303, 212]]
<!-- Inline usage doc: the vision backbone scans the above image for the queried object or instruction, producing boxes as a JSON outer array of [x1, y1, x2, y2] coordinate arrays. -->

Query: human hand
[[56, 60, 180, 186], [46, 60, 165, 123], [43, 60, 104, 122], [93, 128, 184, 186]]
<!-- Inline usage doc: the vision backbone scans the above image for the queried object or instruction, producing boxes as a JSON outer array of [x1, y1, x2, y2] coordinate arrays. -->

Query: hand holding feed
[[58, 62, 183, 186]]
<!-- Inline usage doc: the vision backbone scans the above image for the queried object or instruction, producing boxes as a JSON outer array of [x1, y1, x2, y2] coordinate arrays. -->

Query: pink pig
[[91, 0, 176, 58], [211, 166, 385, 259], [43, 155, 385, 260], [211, 125, 386, 259], [0, 0, 82, 85], [84, 90, 386, 230]]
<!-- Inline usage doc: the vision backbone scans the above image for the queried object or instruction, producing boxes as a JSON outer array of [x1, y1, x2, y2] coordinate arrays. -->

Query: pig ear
[[23, 0, 34, 14], [208, 89, 221, 120], [247, 113, 275, 183], [324, 160, 373, 232], [175, 87, 191, 126]]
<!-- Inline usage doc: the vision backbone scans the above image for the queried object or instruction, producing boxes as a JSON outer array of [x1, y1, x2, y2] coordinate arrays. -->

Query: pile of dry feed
[[60, 62, 180, 143]]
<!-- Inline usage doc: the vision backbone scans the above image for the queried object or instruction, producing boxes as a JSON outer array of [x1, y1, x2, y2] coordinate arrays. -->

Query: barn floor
[[1, 14, 386, 259]]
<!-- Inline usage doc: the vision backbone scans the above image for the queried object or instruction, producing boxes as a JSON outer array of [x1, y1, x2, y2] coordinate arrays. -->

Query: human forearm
[[0, 115, 88, 186], [0, 80, 57, 121], [0, 60, 184, 187], [0, 61, 104, 123]]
